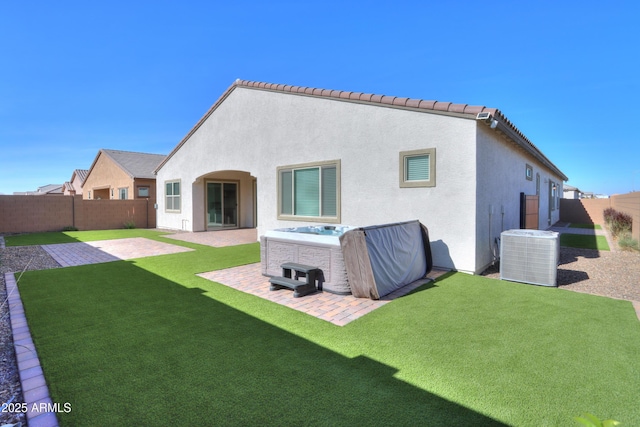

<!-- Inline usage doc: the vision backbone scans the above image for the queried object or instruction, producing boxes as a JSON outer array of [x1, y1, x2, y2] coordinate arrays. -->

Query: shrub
[[603, 208, 616, 224], [62, 226, 78, 231], [123, 221, 136, 229], [603, 208, 632, 238], [618, 231, 639, 251]]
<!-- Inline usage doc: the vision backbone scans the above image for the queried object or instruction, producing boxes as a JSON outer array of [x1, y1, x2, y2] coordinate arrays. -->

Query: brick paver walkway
[[41, 237, 193, 267]]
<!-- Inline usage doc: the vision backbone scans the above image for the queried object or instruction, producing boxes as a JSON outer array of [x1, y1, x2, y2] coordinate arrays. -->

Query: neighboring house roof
[[155, 79, 568, 181], [88, 149, 166, 180], [72, 168, 90, 183], [563, 185, 580, 192], [15, 184, 64, 195], [63, 182, 74, 192]]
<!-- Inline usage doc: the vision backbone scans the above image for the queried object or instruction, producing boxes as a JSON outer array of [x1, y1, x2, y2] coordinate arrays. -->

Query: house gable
[[155, 79, 568, 274], [83, 150, 165, 200]]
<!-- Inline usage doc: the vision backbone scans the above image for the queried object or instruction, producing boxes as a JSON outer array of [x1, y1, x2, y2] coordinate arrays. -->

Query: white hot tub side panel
[[260, 235, 350, 294]]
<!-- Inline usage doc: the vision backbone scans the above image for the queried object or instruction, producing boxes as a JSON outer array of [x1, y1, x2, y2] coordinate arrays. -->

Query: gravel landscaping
[[1, 234, 638, 425], [1, 245, 60, 426], [482, 246, 640, 302]]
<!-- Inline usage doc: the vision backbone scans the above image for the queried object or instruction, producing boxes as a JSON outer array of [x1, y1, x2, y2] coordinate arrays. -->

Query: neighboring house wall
[[83, 157, 157, 203], [133, 178, 157, 202], [83, 154, 133, 200], [563, 189, 580, 199], [157, 85, 566, 274], [71, 172, 85, 195]]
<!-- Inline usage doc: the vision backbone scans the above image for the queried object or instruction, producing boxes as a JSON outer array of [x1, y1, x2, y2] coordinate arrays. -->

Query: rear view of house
[[155, 80, 567, 274]]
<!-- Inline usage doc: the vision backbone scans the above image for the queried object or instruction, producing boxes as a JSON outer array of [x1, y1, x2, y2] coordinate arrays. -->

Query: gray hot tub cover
[[339, 220, 432, 299]]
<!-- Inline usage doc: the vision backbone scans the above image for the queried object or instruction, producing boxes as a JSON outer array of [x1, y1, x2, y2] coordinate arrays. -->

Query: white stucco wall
[[475, 125, 564, 272], [157, 86, 567, 273], [157, 87, 484, 272]]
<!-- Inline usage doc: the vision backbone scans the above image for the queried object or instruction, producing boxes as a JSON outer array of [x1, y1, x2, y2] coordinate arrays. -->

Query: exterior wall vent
[[500, 229, 560, 287]]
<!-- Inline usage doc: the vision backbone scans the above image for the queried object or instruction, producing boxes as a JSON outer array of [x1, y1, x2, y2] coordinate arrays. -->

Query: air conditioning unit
[[500, 229, 560, 287]]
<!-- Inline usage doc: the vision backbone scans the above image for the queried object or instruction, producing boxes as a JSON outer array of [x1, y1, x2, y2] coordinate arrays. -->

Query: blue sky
[[1, 1, 638, 195]]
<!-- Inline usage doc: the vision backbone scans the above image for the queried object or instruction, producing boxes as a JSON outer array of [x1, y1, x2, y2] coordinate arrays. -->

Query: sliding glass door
[[207, 182, 238, 228]]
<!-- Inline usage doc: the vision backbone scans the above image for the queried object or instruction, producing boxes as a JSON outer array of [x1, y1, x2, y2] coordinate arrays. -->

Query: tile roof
[[156, 79, 567, 181], [72, 169, 89, 183], [95, 149, 166, 179]]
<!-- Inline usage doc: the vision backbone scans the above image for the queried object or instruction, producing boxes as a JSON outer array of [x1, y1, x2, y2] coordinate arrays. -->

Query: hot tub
[[260, 225, 357, 294]]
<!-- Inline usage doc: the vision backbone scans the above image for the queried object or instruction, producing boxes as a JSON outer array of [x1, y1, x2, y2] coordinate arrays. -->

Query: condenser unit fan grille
[[500, 230, 559, 287]]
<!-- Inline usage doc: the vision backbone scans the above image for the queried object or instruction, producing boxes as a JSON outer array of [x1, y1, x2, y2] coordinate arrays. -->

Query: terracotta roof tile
[[449, 103, 468, 113], [392, 97, 409, 107], [155, 79, 567, 182], [418, 100, 437, 109], [462, 105, 485, 115], [433, 101, 452, 111]]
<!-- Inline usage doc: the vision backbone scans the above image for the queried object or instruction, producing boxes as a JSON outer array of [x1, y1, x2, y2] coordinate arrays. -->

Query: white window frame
[[119, 187, 128, 200], [277, 160, 340, 223], [399, 148, 436, 188], [165, 180, 181, 213]]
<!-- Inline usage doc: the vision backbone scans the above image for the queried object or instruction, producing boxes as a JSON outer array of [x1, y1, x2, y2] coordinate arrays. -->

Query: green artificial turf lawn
[[4, 229, 172, 246], [560, 233, 610, 250], [569, 223, 603, 230], [15, 239, 640, 425]]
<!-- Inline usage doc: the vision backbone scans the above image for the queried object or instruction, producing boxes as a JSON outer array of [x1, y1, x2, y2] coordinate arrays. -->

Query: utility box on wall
[[500, 229, 560, 287]]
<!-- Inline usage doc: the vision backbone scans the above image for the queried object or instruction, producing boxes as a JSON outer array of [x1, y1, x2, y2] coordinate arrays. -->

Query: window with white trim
[[278, 160, 340, 221], [165, 180, 181, 212], [119, 187, 128, 200], [400, 148, 436, 188]]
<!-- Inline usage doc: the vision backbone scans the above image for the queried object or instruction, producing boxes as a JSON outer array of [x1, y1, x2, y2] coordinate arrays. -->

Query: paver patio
[[41, 237, 193, 267], [198, 263, 448, 326]]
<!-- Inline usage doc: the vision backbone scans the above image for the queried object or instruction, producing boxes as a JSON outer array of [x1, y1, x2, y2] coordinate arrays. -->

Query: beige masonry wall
[[0, 195, 155, 233], [560, 191, 640, 242]]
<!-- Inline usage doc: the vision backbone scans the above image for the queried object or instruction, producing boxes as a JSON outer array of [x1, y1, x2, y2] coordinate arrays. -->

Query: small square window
[[138, 186, 149, 198], [526, 164, 533, 181], [400, 148, 436, 188]]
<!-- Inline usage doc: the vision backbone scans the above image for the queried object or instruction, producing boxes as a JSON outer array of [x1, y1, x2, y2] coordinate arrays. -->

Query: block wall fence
[[560, 191, 640, 242], [0, 195, 155, 234]]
